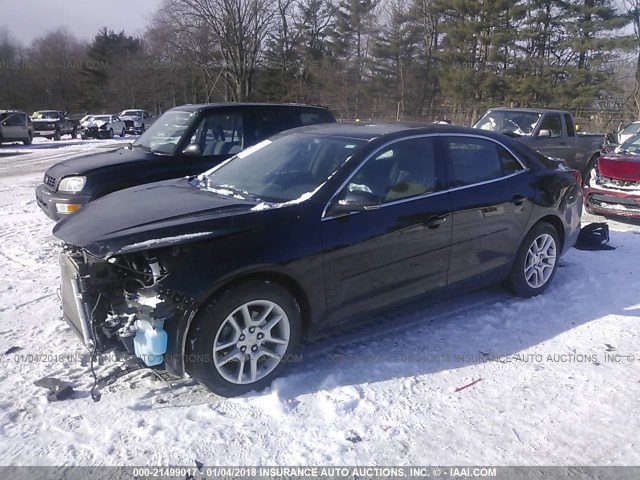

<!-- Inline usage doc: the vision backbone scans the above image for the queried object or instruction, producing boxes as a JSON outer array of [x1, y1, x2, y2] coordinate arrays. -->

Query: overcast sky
[[0, 0, 160, 45]]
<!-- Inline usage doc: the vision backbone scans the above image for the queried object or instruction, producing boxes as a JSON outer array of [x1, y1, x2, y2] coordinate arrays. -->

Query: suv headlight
[[58, 176, 86, 193]]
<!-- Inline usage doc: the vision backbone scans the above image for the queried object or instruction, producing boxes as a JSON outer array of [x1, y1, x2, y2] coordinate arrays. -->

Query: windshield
[[33, 111, 60, 120], [620, 123, 640, 138], [133, 110, 195, 155], [121, 110, 142, 117], [92, 116, 110, 122], [202, 133, 366, 203], [617, 132, 640, 154], [475, 110, 541, 135]]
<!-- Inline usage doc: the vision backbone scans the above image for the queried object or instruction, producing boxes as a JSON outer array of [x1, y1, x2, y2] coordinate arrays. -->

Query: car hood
[[32, 118, 59, 123], [45, 147, 150, 178], [599, 154, 640, 182], [85, 119, 109, 128], [53, 178, 258, 258], [120, 115, 141, 121]]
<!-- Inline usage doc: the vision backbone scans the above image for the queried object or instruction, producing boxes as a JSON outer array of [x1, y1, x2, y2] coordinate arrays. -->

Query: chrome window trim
[[321, 132, 529, 221]]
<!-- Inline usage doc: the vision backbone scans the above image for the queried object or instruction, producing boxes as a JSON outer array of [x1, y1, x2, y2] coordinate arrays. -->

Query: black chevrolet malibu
[[53, 123, 582, 396]]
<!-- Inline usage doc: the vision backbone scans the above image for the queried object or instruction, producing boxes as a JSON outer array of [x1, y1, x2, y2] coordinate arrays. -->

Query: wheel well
[[194, 272, 313, 340], [535, 215, 564, 250], [583, 152, 600, 176]]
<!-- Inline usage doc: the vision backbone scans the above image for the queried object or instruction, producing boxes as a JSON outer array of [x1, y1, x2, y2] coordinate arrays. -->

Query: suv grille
[[44, 173, 56, 189]]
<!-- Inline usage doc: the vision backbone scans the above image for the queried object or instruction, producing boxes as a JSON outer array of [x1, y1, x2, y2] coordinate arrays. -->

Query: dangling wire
[[89, 292, 102, 402]]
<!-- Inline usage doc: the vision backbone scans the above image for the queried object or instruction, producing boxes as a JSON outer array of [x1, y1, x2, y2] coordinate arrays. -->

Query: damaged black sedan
[[53, 123, 582, 397]]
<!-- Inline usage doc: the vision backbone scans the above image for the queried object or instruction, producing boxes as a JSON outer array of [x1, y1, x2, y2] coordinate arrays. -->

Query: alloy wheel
[[524, 233, 557, 289], [212, 300, 291, 385]]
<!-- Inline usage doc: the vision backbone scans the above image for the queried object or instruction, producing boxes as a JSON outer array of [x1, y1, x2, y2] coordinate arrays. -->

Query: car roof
[[485, 107, 568, 115], [281, 122, 490, 140], [0, 110, 22, 114], [168, 103, 332, 114]]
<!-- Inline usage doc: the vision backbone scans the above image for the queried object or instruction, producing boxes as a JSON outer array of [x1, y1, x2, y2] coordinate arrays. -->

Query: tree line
[[1, 0, 640, 130]]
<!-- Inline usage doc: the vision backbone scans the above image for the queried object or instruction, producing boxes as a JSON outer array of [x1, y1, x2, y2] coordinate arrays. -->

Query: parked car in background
[[35, 103, 336, 220], [119, 109, 154, 134], [474, 108, 602, 180], [0, 110, 33, 145], [52, 122, 583, 396], [32, 110, 78, 140], [80, 115, 126, 139], [617, 121, 640, 145], [78, 115, 95, 128], [584, 131, 640, 218]]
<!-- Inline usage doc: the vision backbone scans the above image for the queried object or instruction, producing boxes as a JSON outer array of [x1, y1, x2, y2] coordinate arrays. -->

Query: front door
[[321, 136, 452, 325]]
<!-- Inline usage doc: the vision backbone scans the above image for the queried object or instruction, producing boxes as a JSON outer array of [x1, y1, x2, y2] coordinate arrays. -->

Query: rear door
[[443, 135, 533, 285], [322, 136, 452, 325]]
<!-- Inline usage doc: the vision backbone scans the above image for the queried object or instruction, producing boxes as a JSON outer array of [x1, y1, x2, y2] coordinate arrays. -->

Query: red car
[[584, 142, 640, 218]]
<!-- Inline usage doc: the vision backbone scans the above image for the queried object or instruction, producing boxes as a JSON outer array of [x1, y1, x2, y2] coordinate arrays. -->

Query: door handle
[[512, 195, 525, 206], [426, 215, 447, 229]]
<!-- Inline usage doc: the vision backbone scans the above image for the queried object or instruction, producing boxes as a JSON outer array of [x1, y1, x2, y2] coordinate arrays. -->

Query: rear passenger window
[[564, 114, 575, 137], [252, 111, 297, 143], [446, 137, 523, 187], [499, 146, 523, 175]]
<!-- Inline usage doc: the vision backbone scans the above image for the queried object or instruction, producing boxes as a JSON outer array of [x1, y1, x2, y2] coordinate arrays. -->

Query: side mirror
[[537, 129, 551, 138], [183, 143, 202, 157], [327, 189, 382, 216]]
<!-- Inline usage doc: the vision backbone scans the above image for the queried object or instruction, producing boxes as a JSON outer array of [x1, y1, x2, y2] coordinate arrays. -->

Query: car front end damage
[[59, 244, 200, 377], [121, 116, 144, 134], [584, 155, 640, 218]]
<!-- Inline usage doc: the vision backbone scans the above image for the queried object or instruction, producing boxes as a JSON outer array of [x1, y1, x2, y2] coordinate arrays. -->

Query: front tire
[[53, 129, 61, 141], [505, 222, 560, 297], [23, 133, 32, 145], [71, 127, 77, 139], [187, 280, 301, 397], [107, 128, 114, 139], [120, 128, 126, 137]]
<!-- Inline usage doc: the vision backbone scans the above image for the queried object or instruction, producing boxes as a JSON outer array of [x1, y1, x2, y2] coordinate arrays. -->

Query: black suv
[[35, 103, 336, 220]]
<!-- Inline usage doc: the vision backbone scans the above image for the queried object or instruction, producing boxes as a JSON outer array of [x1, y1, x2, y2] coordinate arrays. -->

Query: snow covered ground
[[0, 139, 639, 467]]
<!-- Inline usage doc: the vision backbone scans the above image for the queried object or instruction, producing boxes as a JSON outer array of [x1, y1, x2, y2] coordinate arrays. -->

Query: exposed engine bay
[[60, 244, 192, 372]]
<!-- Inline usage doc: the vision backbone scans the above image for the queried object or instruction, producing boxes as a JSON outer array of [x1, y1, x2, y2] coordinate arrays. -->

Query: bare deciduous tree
[[155, 0, 276, 101]]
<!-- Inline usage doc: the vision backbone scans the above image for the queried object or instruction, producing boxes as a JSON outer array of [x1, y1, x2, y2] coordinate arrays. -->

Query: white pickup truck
[[474, 108, 603, 179]]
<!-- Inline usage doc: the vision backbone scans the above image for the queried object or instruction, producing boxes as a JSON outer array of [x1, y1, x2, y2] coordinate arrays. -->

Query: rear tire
[[186, 280, 302, 397], [505, 222, 560, 297], [71, 127, 77, 139]]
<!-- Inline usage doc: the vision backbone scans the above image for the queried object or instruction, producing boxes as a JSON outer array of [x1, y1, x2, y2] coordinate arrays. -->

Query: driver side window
[[190, 113, 244, 156], [346, 137, 441, 204], [539, 114, 563, 138]]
